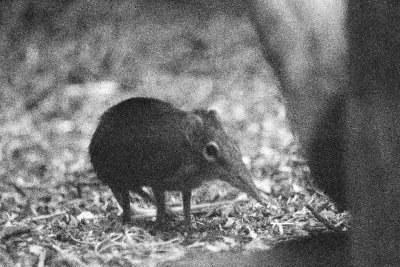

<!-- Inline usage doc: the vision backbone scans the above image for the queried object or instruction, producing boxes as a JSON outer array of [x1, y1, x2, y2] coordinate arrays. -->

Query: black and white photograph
[[0, 0, 398, 266]]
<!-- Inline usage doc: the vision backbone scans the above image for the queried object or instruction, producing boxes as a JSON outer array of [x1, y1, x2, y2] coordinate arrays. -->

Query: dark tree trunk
[[246, 0, 349, 209], [246, 0, 400, 265], [347, 1, 400, 264]]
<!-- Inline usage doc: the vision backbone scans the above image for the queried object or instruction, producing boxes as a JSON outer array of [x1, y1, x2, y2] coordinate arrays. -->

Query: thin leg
[[135, 187, 175, 220], [153, 189, 166, 226], [110, 187, 131, 224], [182, 189, 192, 230]]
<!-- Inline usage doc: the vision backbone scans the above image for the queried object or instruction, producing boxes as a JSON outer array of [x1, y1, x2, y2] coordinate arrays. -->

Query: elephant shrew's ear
[[184, 113, 204, 145]]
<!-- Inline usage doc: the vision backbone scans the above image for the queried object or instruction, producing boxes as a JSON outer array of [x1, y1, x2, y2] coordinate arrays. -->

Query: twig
[[37, 249, 46, 267], [305, 204, 343, 233], [68, 234, 96, 246], [22, 211, 67, 222], [204, 206, 218, 218], [0, 225, 32, 241], [4, 181, 26, 197]]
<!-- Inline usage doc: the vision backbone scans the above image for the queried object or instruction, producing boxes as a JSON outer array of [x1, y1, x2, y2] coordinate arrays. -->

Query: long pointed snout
[[225, 163, 268, 206]]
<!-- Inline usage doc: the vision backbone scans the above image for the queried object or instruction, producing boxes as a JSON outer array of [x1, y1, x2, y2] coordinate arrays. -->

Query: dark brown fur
[[89, 97, 266, 227]]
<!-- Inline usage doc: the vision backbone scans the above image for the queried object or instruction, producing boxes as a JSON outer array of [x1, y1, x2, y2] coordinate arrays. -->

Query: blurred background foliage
[[0, 0, 307, 203]]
